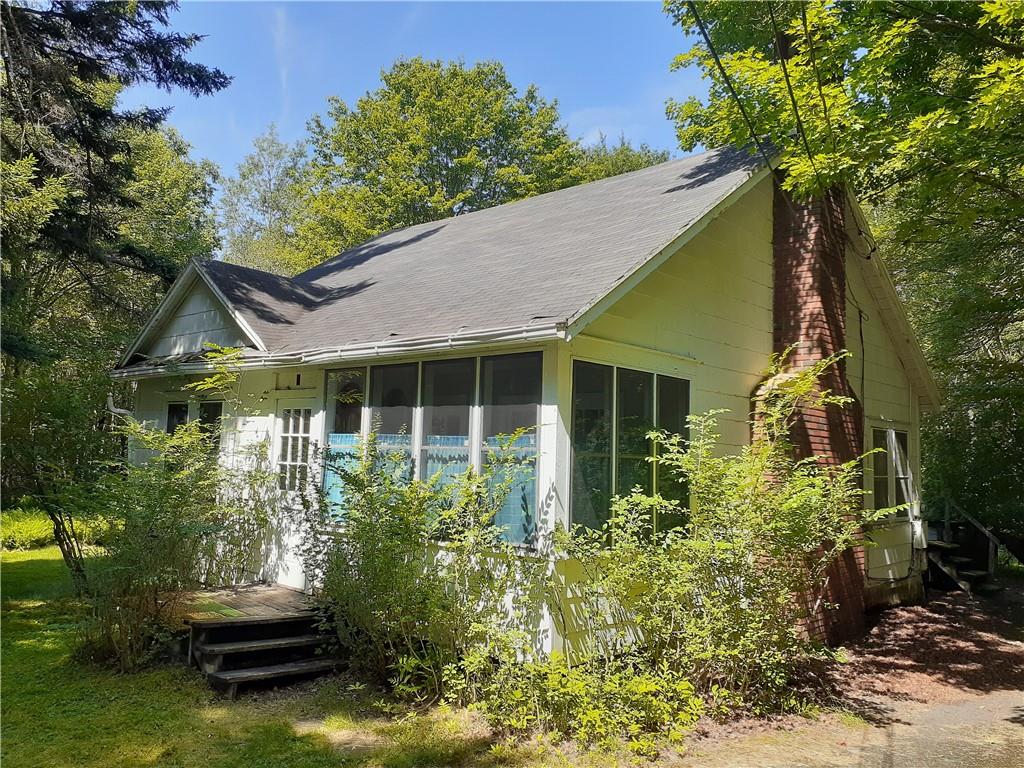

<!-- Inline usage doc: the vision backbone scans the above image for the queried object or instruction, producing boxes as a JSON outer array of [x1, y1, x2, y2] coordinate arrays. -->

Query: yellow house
[[113, 146, 939, 645]]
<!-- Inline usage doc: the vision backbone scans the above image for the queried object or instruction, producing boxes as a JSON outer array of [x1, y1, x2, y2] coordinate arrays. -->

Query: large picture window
[[870, 427, 913, 513], [322, 352, 542, 544], [571, 361, 690, 532]]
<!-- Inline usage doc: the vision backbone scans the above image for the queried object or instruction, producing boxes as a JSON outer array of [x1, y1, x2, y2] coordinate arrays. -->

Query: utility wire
[[686, 0, 777, 176], [799, 2, 838, 153], [768, 1, 827, 195]]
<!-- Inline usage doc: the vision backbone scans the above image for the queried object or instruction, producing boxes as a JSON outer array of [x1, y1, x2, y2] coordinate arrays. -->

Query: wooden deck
[[182, 583, 312, 623]]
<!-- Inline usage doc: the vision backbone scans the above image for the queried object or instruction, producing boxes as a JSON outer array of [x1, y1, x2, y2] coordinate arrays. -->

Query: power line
[[799, 2, 838, 153], [767, 1, 827, 195], [685, 1, 777, 176]]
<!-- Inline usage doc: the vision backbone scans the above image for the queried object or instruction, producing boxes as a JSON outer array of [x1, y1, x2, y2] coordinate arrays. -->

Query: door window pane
[[615, 368, 654, 494], [422, 358, 475, 489], [655, 375, 690, 530], [278, 406, 313, 491], [571, 361, 613, 531], [481, 353, 542, 544], [370, 364, 417, 472], [166, 402, 188, 434]]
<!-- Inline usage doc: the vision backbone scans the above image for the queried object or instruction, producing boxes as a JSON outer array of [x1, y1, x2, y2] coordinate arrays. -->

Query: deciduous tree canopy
[[665, 0, 1024, 530]]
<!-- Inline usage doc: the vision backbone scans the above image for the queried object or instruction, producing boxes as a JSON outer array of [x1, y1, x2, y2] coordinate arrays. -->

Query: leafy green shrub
[[301, 431, 543, 703], [482, 655, 702, 754], [1, 504, 106, 550], [76, 419, 275, 670], [556, 352, 886, 714]]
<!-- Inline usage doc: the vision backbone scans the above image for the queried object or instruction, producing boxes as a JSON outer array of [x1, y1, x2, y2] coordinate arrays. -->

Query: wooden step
[[209, 658, 338, 698], [958, 569, 989, 579], [186, 611, 316, 630], [947, 556, 974, 565], [927, 540, 959, 551], [196, 634, 328, 656]]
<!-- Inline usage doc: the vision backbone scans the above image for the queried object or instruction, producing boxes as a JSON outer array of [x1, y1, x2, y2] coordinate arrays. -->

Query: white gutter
[[111, 321, 566, 381]]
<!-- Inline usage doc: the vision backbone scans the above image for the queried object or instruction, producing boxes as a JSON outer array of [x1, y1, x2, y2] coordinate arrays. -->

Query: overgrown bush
[[76, 418, 275, 671], [556, 353, 886, 714], [301, 431, 543, 703], [304, 353, 884, 752], [1, 503, 106, 549]]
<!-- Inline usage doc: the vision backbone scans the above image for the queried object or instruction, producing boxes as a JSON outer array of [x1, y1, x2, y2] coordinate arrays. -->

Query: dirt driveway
[[679, 587, 1024, 768]]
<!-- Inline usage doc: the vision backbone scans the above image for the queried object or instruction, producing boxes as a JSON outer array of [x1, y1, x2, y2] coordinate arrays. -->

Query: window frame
[[569, 357, 691, 532], [321, 350, 544, 543], [869, 425, 915, 518]]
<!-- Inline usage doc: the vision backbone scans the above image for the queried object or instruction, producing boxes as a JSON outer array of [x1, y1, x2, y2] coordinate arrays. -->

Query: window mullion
[[610, 366, 618, 497], [412, 363, 424, 480], [471, 357, 483, 473]]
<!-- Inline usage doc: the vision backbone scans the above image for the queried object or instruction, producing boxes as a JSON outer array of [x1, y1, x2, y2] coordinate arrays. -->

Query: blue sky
[[122, 2, 707, 176]]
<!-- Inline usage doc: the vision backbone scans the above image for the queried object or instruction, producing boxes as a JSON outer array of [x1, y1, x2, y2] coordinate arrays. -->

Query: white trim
[[112, 322, 566, 381], [117, 260, 266, 367], [193, 262, 269, 353], [564, 165, 772, 339]]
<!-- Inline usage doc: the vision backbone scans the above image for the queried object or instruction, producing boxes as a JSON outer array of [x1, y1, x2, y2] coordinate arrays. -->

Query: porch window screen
[[278, 407, 312, 491], [571, 362, 690, 532], [421, 358, 475, 489], [166, 402, 188, 434], [481, 352, 542, 545], [871, 428, 912, 513], [370, 363, 417, 476], [325, 369, 366, 510]]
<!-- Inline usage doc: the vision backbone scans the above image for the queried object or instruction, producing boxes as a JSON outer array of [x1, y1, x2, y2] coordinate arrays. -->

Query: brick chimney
[[771, 180, 866, 642]]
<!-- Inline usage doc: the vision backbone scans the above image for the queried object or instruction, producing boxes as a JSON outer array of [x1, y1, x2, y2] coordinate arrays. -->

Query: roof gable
[[119, 262, 265, 367]]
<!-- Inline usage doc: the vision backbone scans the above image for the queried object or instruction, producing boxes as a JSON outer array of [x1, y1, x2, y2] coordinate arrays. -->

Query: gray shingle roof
[[201, 147, 764, 354]]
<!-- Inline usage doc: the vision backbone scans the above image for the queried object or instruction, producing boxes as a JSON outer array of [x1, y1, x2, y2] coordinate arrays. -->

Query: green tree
[[1, 0, 230, 361], [219, 124, 309, 275], [577, 132, 670, 183], [665, 0, 1024, 532], [296, 57, 582, 259]]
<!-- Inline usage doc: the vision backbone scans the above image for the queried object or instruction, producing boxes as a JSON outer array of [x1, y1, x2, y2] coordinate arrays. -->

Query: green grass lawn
[[0, 547, 619, 768]]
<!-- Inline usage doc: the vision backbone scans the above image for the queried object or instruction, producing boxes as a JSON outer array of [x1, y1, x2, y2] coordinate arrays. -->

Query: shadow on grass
[[1, 549, 543, 768]]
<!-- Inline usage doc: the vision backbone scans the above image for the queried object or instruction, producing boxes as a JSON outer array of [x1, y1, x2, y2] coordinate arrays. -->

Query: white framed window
[[165, 402, 189, 434], [277, 403, 313, 491], [870, 427, 913, 514], [570, 360, 690, 532], [321, 352, 543, 543]]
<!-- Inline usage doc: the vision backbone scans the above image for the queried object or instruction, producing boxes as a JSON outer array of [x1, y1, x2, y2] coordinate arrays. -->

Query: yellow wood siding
[[572, 174, 775, 451]]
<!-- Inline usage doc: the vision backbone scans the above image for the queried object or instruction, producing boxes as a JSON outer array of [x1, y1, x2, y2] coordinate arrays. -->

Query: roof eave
[[110, 321, 566, 381]]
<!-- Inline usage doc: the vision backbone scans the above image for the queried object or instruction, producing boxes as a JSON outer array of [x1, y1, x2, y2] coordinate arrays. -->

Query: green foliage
[[75, 418, 275, 671], [301, 431, 542, 704], [296, 57, 581, 260], [665, 0, 1024, 531], [577, 133, 671, 183], [219, 124, 310, 274], [556, 353, 883, 715], [482, 655, 702, 754], [1, 0, 228, 361], [1, 504, 105, 550]]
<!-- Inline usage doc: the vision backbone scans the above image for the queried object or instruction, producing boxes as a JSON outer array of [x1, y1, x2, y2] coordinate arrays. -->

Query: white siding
[[146, 281, 247, 358]]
